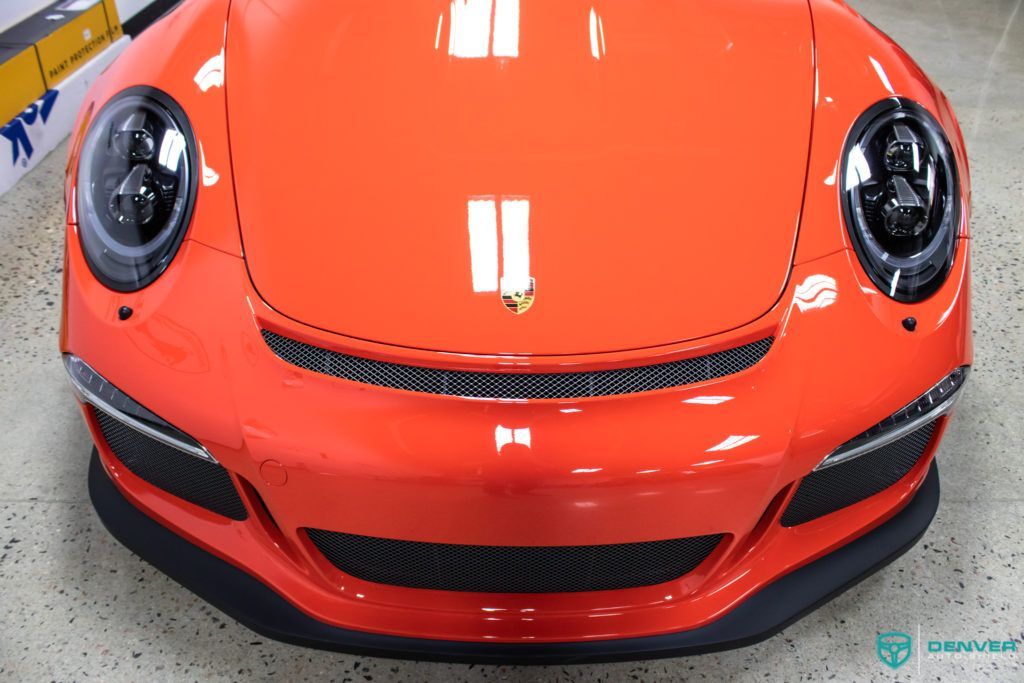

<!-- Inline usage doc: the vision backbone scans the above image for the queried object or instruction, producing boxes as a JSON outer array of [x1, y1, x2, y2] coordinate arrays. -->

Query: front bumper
[[65, 231, 970, 647], [89, 449, 940, 663]]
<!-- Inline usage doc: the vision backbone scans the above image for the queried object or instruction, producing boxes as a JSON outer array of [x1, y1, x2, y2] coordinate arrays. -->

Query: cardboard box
[[0, 43, 46, 125], [2, 35, 130, 196], [102, 0, 124, 42], [0, 0, 123, 91]]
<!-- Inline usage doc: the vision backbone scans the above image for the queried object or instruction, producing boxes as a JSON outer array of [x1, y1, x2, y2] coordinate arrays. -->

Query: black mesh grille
[[305, 530, 724, 593], [262, 330, 773, 400], [780, 421, 937, 527], [94, 409, 248, 521]]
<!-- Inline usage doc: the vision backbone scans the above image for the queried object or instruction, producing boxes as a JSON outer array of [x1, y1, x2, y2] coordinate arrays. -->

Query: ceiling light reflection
[[794, 274, 838, 312], [468, 198, 499, 292], [706, 435, 759, 452], [683, 396, 734, 405], [448, 0, 519, 59], [589, 8, 606, 60], [499, 198, 531, 293], [467, 196, 533, 296], [495, 425, 531, 452], [492, 0, 520, 57], [199, 142, 218, 186], [157, 129, 185, 172], [869, 56, 895, 94], [193, 50, 224, 92], [845, 145, 872, 190]]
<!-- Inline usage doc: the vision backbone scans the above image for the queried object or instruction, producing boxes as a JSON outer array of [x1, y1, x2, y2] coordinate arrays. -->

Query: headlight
[[76, 88, 197, 291], [841, 98, 961, 302]]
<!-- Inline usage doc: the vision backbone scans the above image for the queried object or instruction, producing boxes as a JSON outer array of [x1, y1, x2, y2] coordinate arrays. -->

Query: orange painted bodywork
[[228, 0, 814, 355], [62, 0, 971, 644]]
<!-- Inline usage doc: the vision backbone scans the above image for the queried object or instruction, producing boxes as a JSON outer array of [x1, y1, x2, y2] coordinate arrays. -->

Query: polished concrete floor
[[1, 1, 1021, 680]]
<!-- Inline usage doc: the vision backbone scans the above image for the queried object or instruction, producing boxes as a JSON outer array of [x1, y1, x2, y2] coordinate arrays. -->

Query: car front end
[[62, 0, 972, 662]]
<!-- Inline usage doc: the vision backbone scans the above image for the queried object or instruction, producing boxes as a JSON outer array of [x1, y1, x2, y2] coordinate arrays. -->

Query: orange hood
[[227, 0, 813, 355]]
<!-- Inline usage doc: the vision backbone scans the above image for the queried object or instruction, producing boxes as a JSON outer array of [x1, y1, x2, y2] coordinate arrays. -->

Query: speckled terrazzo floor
[[1, 1, 1022, 680]]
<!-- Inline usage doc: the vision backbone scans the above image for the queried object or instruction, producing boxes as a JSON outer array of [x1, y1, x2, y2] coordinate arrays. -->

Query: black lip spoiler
[[89, 449, 939, 664]]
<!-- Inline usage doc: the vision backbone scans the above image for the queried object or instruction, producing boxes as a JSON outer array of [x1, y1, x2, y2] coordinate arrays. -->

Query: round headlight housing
[[76, 88, 197, 291], [841, 98, 960, 302]]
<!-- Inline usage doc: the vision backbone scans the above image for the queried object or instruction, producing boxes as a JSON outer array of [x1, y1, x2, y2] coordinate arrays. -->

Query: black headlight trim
[[76, 86, 198, 292], [840, 97, 961, 303]]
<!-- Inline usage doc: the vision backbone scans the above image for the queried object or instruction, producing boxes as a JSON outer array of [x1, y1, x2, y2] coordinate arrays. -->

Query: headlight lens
[[841, 98, 960, 302], [76, 88, 196, 291]]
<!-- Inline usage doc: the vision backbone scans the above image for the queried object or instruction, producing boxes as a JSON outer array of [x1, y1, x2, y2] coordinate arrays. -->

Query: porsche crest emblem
[[501, 277, 536, 315]]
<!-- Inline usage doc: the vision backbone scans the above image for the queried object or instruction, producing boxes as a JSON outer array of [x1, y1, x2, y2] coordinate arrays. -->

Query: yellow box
[[34, 2, 112, 88], [0, 44, 46, 125], [101, 0, 124, 42]]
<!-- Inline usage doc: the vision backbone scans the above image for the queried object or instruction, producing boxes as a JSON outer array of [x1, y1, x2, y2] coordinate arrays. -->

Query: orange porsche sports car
[[62, 0, 971, 662]]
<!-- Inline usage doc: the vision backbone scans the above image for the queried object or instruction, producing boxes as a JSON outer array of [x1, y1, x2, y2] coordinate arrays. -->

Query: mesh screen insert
[[95, 409, 248, 521], [262, 330, 773, 400], [306, 530, 724, 593], [781, 420, 937, 527]]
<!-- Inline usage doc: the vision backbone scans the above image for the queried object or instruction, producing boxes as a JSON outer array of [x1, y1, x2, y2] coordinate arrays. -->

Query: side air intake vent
[[781, 420, 937, 527], [94, 409, 248, 521]]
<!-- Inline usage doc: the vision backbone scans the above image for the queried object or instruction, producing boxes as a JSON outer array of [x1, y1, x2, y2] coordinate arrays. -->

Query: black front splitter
[[88, 449, 940, 664]]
